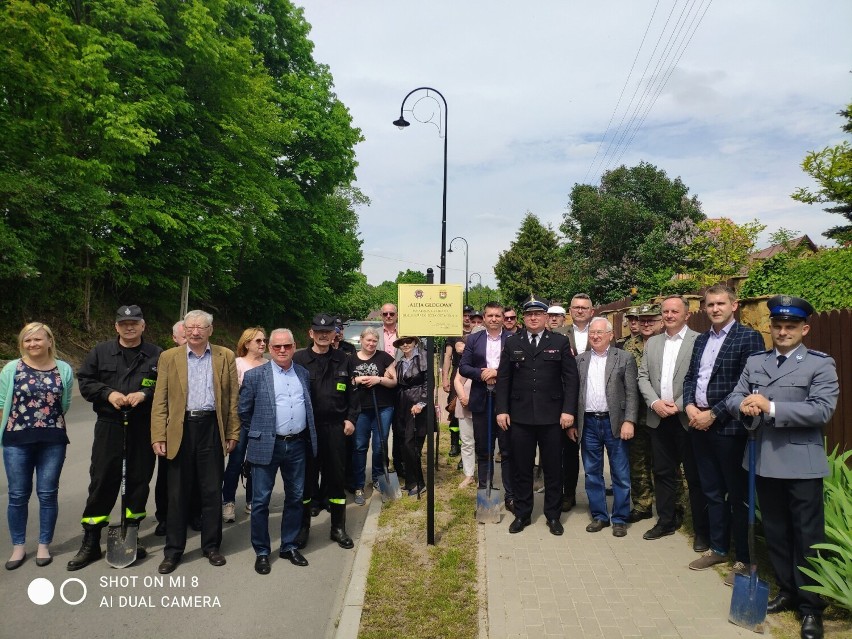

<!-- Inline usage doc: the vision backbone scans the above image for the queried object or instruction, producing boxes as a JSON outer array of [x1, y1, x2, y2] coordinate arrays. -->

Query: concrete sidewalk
[[483, 487, 768, 638]]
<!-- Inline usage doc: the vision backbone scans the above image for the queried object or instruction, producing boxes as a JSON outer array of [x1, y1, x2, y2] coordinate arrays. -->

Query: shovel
[[729, 394, 769, 632], [476, 386, 503, 524], [107, 409, 138, 568], [372, 389, 401, 502]]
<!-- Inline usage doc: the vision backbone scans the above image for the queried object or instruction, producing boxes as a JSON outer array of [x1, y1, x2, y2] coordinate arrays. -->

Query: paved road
[[0, 383, 368, 639]]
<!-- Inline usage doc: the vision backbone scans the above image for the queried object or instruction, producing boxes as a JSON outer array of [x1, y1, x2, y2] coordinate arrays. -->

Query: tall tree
[[792, 100, 852, 244], [494, 213, 562, 307]]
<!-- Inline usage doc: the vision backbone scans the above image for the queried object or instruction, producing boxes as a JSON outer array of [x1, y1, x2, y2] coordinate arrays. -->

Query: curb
[[334, 491, 383, 639]]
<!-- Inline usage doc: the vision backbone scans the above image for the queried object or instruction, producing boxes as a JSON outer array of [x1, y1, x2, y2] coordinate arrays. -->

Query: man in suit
[[638, 295, 709, 546], [567, 293, 594, 355], [683, 284, 765, 576], [459, 301, 515, 512], [727, 296, 838, 639], [496, 295, 579, 536], [151, 310, 240, 574], [239, 329, 318, 575], [576, 317, 639, 537]]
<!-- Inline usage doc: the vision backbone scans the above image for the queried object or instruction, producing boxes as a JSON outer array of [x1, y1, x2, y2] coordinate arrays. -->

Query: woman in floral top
[[0, 322, 74, 569]]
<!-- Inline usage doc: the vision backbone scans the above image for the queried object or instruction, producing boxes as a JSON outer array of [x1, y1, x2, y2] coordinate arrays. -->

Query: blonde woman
[[1, 323, 73, 569], [453, 335, 476, 488], [222, 326, 266, 522]]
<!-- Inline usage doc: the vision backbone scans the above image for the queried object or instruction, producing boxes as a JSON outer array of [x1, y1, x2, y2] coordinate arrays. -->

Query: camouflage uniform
[[623, 334, 656, 515]]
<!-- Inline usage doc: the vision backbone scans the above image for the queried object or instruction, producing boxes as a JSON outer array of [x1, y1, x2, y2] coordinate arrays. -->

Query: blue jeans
[[222, 424, 251, 503], [4, 442, 67, 545], [581, 414, 631, 524], [250, 437, 305, 556], [353, 407, 394, 488]]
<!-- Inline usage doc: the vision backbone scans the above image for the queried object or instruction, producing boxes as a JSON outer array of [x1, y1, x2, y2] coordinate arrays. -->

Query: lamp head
[[393, 117, 410, 129]]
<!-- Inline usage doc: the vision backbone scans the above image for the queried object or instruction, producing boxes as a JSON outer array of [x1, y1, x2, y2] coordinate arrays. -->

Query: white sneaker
[[222, 502, 236, 523], [245, 502, 252, 514]]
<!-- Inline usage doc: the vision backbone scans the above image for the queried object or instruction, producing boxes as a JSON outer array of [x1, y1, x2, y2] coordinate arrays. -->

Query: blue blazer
[[459, 329, 509, 413], [238, 361, 317, 465], [683, 321, 765, 436]]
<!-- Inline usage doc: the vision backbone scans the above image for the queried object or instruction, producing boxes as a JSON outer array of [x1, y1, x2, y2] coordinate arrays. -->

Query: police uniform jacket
[[77, 338, 162, 423], [495, 329, 579, 425], [292, 347, 358, 424], [726, 346, 839, 479]]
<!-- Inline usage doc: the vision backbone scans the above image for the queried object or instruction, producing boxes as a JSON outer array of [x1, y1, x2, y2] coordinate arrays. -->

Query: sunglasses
[[253, 338, 266, 344], [270, 343, 295, 351], [504, 316, 517, 321], [382, 312, 396, 317]]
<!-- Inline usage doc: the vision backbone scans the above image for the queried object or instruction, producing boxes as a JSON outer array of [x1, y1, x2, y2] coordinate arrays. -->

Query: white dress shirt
[[660, 325, 688, 403], [585, 348, 609, 412]]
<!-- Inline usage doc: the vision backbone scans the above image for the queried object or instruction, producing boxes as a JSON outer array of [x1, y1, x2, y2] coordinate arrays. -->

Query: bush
[[799, 446, 852, 612]]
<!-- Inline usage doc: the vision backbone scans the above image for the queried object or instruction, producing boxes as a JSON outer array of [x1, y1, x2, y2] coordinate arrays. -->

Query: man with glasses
[[568, 294, 594, 355], [563, 294, 593, 511], [151, 310, 240, 574], [239, 329, 317, 574], [496, 295, 579, 536], [293, 313, 358, 550], [502, 307, 519, 334], [380, 303, 399, 358], [624, 304, 663, 523], [68, 305, 162, 570]]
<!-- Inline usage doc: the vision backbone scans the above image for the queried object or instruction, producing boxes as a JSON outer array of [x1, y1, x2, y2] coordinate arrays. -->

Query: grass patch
[[360, 429, 479, 639]]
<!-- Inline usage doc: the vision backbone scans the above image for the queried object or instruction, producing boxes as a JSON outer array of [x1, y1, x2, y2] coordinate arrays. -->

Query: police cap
[[522, 295, 549, 312], [767, 295, 814, 321], [116, 305, 144, 322]]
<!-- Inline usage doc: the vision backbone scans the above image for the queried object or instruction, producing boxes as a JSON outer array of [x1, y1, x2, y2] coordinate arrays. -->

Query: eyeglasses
[[185, 325, 211, 332], [571, 306, 592, 311], [588, 330, 611, 336], [382, 312, 396, 317], [253, 338, 266, 344], [504, 315, 517, 321], [270, 343, 295, 351], [638, 319, 660, 325]]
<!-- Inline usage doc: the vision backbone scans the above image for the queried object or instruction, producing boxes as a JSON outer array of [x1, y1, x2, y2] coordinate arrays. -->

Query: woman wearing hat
[[393, 336, 429, 496], [1, 322, 74, 569]]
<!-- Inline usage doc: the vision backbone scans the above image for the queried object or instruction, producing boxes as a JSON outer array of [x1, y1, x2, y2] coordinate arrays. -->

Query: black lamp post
[[448, 236, 468, 306], [393, 87, 448, 284], [468, 272, 482, 309]]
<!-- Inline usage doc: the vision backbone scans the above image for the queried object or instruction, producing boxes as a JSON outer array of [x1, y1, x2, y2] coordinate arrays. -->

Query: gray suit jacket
[[726, 346, 838, 479], [238, 361, 318, 465], [576, 347, 639, 437], [637, 328, 698, 429]]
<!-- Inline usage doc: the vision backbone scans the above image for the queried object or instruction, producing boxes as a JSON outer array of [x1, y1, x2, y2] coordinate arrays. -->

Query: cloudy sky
[[300, 1, 852, 289]]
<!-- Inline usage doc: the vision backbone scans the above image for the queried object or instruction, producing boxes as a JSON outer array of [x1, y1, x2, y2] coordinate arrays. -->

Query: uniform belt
[[585, 411, 609, 419], [275, 433, 302, 441], [186, 410, 216, 419]]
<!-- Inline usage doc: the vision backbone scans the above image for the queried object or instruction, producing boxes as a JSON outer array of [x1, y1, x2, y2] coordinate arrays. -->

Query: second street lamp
[[468, 272, 482, 309], [393, 87, 448, 284], [448, 236, 468, 306]]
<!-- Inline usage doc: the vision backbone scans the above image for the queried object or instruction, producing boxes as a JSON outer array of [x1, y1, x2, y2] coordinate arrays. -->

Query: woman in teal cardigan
[[0, 322, 73, 569]]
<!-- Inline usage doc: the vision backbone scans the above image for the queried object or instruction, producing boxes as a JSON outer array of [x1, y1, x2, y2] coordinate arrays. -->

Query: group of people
[[1, 288, 838, 638]]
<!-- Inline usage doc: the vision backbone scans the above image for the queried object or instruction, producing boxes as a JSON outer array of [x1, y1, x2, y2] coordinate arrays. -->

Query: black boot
[[449, 429, 461, 457], [294, 503, 312, 550], [329, 504, 353, 549], [67, 524, 103, 571]]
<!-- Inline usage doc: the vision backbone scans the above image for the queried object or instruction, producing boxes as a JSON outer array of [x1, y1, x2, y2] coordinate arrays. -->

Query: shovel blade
[[377, 471, 402, 502], [106, 524, 138, 569], [728, 572, 770, 633], [476, 488, 503, 524]]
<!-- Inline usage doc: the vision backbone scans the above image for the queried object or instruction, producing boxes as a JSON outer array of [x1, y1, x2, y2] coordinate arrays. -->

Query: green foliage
[[682, 218, 765, 285], [799, 446, 852, 612], [739, 247, 852, 311], [792, 100, 852, 244], [0, 0, 363, 331], [494, 212, 563, 307]]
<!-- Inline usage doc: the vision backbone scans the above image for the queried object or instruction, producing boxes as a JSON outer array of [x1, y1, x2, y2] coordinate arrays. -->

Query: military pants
[[629, 423, 655, 514]]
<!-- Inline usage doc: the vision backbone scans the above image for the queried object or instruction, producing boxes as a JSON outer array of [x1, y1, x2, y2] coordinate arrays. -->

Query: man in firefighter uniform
[[67, 305, 162, 570], [293, 313, 359, 550]]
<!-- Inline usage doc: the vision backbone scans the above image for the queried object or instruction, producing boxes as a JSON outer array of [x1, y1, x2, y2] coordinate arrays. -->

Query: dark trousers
[[562, 434, 579, 501], [155, 456, 202, 524], [82, 419, 155, 523], [692, 429, 748, 561], [510, 422, 562, 520], [401, 411, 426, 490], [164, 414, 223, 558], [649, 416, 708, 537], [305, 420, 348, 505], [472, 407, 514, 501], [756, 476, 826, 616]]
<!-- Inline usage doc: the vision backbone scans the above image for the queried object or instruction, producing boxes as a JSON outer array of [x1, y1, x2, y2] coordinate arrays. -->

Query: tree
[[681, 218, 765, 286], [792, 100, 852, 244], [494, 213, 562, 307], [561, 162, 705, 303]]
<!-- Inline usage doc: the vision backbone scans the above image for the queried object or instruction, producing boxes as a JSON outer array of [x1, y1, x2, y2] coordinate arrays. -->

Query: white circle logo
[[28, 578, 55, 605], [60, 578, 87, 605]]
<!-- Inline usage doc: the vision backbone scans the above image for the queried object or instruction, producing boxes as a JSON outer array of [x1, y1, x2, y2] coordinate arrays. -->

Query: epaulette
[[807, 349, 830, 358]]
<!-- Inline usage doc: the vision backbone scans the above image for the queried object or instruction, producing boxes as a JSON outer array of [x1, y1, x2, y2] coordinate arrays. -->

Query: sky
[[299, 1, 852, 289]]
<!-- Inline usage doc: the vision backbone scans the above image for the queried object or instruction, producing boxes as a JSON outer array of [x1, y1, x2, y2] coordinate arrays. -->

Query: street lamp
[[448, 236, 468, 306], [393, 87, 449, 284], [468, 272, 482, 309]]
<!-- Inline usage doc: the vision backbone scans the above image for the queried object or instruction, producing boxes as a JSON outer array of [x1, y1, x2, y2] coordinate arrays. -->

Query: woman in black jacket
[[393, 336, 429, 496]]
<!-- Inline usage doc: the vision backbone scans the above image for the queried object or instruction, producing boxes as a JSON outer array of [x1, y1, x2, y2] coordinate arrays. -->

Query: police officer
[[293, 313, 359, 549], [496, 295, 579, 536], [68, 305, 162, 570], [727, 296, 838, 639]]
